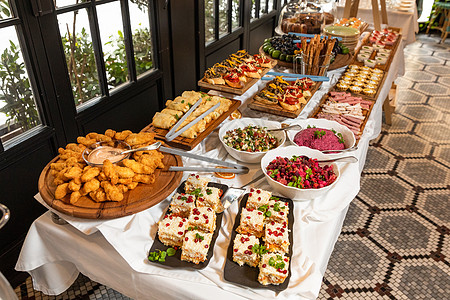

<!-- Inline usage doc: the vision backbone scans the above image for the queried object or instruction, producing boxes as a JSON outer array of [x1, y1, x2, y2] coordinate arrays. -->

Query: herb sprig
[[251, 244, 268, 255], [148, 248, 176, 263]]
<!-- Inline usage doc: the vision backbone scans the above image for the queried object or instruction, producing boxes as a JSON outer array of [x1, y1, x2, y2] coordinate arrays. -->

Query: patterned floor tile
[[403, 60, 424, 71], [403, 70, 437, 82], [359, 175, 414, 209], [416, 190, 450, 227], [398, 103, 443, 122], [396, 158, 449, 188], [341, 199, 371, 232], [396, 89, 427, 104], [382, 133, 432, 158], [414, 122, 450, 143], [424, 65, 450, 76], [433, 50, 450, 60], [428, 96, 450, 113], [415, 82, 449, 96], [362, 146, 396, 172], [380, 113, 414, 133], [370, 211, 440, 256], [390, 259, 450, 300], [436, 77, 450, 88], [414, 55, 445, 65], [433, 144, 450, 166]]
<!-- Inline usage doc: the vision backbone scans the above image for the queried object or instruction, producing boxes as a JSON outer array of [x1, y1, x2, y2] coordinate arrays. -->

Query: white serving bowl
[[219, 118, 286, 164], [286, 118, 356, 153], [261, 146, 340, 201]]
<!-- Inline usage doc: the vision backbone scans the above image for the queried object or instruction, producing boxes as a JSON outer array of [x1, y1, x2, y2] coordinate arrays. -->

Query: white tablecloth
[[336, 5, 419, 45], [15, 46, 405, 299]]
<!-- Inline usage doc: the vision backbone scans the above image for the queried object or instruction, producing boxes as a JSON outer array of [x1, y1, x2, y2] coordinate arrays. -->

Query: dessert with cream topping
[[158, 213, 189, 247], [232, 234, 261, 267], [188, 206, 216, 233], [196, 186, 223, 213], [265, 198, 289, 224], [181, 229, 213, 264], [185, 173, 210, 194], [263, 221, 290, 253], [258, 253, 290, 285], [170, 193, 196, 217], [236, 207, 265, 237], [246, 188, 272, 210]]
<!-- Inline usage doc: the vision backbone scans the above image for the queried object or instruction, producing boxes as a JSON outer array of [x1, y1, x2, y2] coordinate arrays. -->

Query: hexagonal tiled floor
[[433, 145, 450, 166], [415, 122, 450, 143], [342, 198, 371, 232], [380, 113, 414, 133], [398, 104, 443, 122], [382, 134, 431, 158], [437, 76, 450, 88], [404, 47, 434, 56], [396, 89, 427, 104], [326, 235, 389, 287], [415, 56, 445, 65], [433, 50, 450, 60], [359, 175, 414, 208], [415, 82, 449, 96], [429, 96, 450, 113], [416, 190, 450, 227], [394, 76, 414, 89], [404, 70, 437, 82], [370, 211, 439, 256], [425, 65, 450, 76], [404, 60, 424, 71], [362, 147, 396, 172], [396, 159, 450, 187], [390, 259, 450, 300]]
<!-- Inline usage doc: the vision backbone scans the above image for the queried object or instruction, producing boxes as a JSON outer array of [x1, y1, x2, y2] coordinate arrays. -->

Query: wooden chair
[[426, 1, 450, 43]]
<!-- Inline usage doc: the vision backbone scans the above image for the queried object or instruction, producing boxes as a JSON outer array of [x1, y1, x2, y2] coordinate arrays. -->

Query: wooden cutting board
[[38, 153, 183, 219], [144, 98, 241, 150], [247, 81, 322, 118], [197, 61, 276, 95]]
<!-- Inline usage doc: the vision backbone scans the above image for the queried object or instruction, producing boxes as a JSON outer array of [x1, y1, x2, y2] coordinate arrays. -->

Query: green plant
[[62, 27, 101, 105], [0, 41, 40, 132], [104, 27, 153, 86]]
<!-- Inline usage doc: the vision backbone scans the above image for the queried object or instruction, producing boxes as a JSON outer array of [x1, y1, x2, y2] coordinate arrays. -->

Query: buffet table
[[337, 5, 419, 45], [15, 45, 405, 299]]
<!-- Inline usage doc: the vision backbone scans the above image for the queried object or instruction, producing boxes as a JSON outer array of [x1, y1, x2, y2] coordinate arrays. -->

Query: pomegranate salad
[[223, 125, 278, 152], [266, 155, 337, 189]]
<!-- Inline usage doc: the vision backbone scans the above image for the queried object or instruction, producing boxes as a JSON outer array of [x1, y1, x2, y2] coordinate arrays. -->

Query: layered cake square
[[181, 229, 213, 264], [258, 252, 289, 285], [157, 213, 189, 247], [232, 234, 261, 267], [188, 206, 216, 233]]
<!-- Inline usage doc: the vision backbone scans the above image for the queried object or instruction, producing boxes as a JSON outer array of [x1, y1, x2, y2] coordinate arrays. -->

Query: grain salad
[[223, 125, 278, 152]]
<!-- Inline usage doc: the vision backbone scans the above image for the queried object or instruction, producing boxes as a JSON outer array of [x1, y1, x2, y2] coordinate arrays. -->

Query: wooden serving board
[[197, 62, 276, 96], [247, 81, 322, 119], [309, 92, 375, 145], [144, 98, 241, 151], [38, 153, 183, 219]]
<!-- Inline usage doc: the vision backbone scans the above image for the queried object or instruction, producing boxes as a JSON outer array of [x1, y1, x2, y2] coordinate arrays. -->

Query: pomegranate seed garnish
[[271, 221, 275, 225], [250, 188, 254, 192], [195, 175, 199, 179], [256, 190, 261, 194], [205, 220, 209, 224], [249, 193, 252, 197], [262, 264, 266, 268], [194, 216, 199, 220], [280, 212, 284, 215], [284, 258, 288, 262], [248, 245, 252, 249], [283, 270, 287, 274], [246, 216, 251, 219], [258, 212, 262, 215], [205, 245, 208, 248], [185, 237, 188, 241], [165, 223, 169, 227], [258, 197, 261, 200], [245, 237, 249, 242], [234, 248, 238, 252], [178, 231, 183, 235]]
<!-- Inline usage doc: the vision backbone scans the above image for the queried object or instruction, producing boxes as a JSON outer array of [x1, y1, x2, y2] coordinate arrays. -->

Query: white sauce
[[87, 146, 127, 164]]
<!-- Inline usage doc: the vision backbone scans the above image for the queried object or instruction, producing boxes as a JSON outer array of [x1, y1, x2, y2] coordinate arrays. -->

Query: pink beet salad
[[266, 155, 337, 189], [293, 126, 345, 151]]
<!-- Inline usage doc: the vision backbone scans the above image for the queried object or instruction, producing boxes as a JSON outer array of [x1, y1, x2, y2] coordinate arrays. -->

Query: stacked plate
[[323, 26, 360, 52], [395, 0, 414, 12]]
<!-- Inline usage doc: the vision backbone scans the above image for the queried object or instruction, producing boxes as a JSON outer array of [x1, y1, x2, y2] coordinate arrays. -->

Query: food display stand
[[15, 35, 405, 299]]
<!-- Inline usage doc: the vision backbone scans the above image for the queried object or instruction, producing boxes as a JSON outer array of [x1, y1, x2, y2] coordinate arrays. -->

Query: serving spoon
[[321, 146, 358, 154], [105, 141, 162, 156], [316, 156, 358, 163], [267, 124, 302, 132]]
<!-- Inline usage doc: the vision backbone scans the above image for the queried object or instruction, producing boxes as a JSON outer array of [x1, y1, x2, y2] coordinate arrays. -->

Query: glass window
[[205, 0, 215, 43], [0, 27, 41, 143], [129, 0, 154, 77], [0, 0, 12, 20], [205, 0, 242, 44], [58, 9, 101, 105]]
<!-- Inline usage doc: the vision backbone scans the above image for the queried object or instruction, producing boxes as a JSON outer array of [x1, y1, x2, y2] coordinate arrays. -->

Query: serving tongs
[[165, 97, 220, 142], [159, 146, 249, 174]]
